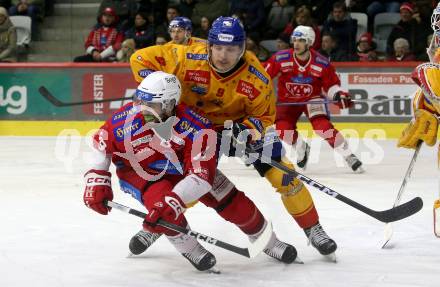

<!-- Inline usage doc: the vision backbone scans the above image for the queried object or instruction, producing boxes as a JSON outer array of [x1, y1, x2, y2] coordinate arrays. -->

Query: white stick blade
[[381, 223, 394, 248]]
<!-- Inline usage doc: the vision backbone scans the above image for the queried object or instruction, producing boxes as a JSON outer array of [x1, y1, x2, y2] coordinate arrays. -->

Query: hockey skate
[[345, 154, 364, 173], [250, 224, 298, 264], [168, 232, 217, 272], [304, 222, 337, 261], [296, 140, 310, 169], [128, 230, 162, 255]]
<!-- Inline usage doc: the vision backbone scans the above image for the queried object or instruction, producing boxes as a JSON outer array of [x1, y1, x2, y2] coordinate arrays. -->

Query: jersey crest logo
[[285, 83, 313, 98]]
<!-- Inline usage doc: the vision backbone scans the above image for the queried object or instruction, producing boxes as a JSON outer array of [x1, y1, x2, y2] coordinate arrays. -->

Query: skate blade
[[203, 267, 221, 274], [293, 256, 304, 264], [127, 252, 135, 258], [324, 252, 337, 263]]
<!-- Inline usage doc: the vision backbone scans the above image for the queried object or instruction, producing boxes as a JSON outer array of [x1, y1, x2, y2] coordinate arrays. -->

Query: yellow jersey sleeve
[[130, 44, 187, 83], [413, 88, 438, 115], [243, 52, 276, 130]]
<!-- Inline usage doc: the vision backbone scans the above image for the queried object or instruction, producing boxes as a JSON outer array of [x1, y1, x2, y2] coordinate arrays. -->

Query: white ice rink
[[1, 136, 439, 287]]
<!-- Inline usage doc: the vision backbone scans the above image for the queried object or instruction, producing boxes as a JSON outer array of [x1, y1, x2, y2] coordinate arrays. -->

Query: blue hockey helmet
[[208, 16, 245, 46], [169, 16, 192, 31]]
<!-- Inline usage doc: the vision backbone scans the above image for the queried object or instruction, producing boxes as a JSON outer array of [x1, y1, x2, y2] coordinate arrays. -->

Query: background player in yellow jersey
[[398, 3, 440, 237], [168, 16, 205, 45], [129, 16, 337, 257]]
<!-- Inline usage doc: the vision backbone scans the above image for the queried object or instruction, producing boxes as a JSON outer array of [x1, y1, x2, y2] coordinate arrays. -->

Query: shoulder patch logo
[[186, 53, 208, 60], [275, 52, 290, 62], [248, 65, 269, 84]]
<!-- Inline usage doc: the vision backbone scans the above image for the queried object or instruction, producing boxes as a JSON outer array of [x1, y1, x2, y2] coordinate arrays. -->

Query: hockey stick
[[39, 86, 132, 107], [39, 86, 404, 108], [276, 98, 409, 106], [381, 141, 422, 248], [242, 144, 423, 223], [105, 200, 272, 258]]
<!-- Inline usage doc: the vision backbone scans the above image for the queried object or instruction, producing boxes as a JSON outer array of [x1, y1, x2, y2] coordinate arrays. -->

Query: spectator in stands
[[265, 0, 295, 39], [229, 0, 266, 33], [8, 0, 43, 38], [193, 16, 209, 39], [0, 6, 16, 62], [417, 33, 433, 61], [346, 0, 369, 13], [45, 0, 54, 16], [282, 5, 321, 50], [155, 34, 168, 45], [74, 7, 124, 62], [386, 2, 429, 58], [138, 0, 168, 25], [319, 32, 352, 62], [0, 0, 11, 9], [366, 0, 402, 31], [125, 11, 155, 49], [179, 0, 196, 19], [116, 38, 135, 62], [276, 32, 290, 51], [246, 32, 270, 62], [322, 1, 357, 54], [98, 0, 138, 31], [155, 5, 180, 38], [388, 37, 416, 61], [294, 0, 334, 25], [191, 0, 229, 28], [355, 32, 379, 62]]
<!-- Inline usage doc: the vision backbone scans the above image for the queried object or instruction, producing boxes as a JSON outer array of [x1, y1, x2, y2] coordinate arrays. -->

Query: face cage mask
[[207, 42, 245, 73], [418, 64, 440, 113], [432, 13, 440, 35]]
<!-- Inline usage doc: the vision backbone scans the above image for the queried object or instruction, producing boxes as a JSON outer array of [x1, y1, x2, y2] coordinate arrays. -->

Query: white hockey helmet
[[134, 71, 181, 115], [432, 3, 440, 34], [291, 25, 315, 47]]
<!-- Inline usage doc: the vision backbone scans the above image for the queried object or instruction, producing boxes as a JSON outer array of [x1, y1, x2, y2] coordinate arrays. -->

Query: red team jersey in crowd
[[265, 49, 341, 103], [92, 103, 217, 201]]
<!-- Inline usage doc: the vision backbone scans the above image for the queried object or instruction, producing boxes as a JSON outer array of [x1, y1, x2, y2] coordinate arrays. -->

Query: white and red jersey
[[265, 49, 342, 103], [91, 103, 217, 191]]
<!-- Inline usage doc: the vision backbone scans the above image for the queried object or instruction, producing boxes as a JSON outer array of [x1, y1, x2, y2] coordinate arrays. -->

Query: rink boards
[[0, 62, 421, 137]]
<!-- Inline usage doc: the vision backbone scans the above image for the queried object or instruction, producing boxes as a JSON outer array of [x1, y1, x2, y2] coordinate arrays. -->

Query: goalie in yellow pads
[[398, 62, 440, 237]]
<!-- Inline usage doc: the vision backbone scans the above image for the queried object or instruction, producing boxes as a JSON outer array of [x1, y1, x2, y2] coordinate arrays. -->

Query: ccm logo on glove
[[165, 196, 184, 220]]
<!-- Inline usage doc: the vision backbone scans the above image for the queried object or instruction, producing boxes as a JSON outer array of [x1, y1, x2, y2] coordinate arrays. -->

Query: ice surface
[[0, 137, 439, 287]]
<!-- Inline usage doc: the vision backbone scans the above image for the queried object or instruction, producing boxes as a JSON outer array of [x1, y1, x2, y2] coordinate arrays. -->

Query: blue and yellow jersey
[[130, 43, 275, 131]]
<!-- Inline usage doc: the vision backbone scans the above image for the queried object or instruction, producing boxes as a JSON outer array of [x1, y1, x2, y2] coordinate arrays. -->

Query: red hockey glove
[[333, 91, 353, 109], [143, 189, 186, 235], [83, 170, 113, 215]]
